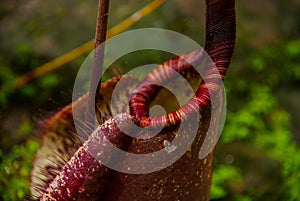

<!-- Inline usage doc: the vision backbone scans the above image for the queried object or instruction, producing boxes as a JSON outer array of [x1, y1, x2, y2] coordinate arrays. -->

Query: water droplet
[[163, 140, 177, 153]]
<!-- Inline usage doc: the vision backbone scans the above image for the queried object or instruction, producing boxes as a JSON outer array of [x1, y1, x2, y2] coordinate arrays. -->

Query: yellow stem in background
[[13, 0, 167, 89]]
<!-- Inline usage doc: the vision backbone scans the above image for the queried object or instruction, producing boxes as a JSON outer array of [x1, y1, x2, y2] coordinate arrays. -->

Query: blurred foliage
[[210, 40, 300, 201], [0, 0, 300, 201], [210, 165, 242, 200], [0, 139, 39, 200]]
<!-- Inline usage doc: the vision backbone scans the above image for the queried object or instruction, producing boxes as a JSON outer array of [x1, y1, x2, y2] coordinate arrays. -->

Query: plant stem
[[86, 0, 110, 131], [94, 0, 110, 48]]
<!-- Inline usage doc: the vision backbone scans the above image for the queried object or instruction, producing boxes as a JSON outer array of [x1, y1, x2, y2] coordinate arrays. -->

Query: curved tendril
[[129, 0, 236, 128]]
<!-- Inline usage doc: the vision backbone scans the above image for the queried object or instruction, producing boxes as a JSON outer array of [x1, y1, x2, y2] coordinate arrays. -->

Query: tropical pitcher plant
[[30, 0, 236, 200]]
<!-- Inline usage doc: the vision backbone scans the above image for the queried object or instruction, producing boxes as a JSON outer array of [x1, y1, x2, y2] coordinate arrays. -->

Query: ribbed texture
[[130, 0, 236, 128]]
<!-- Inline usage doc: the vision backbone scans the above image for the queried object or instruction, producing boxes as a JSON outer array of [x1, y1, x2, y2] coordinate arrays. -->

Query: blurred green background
[[0, 0, 299, 200]]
